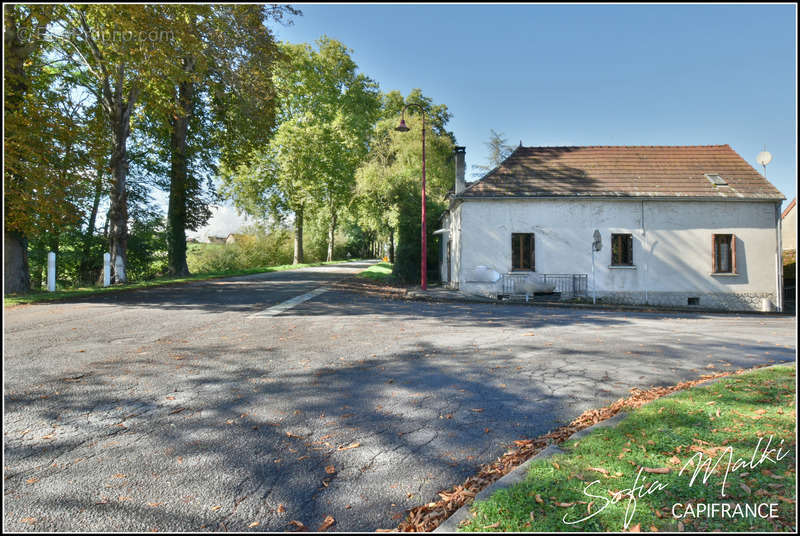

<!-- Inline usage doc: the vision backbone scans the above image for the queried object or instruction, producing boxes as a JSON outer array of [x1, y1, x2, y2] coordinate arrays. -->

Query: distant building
[[225, 233, 249, 245], [781, 197, 796, 252], [207, 235, 227, 244], [186, 237, 199, 244]]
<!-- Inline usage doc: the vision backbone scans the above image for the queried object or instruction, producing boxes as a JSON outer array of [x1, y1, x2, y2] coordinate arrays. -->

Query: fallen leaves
[[288, 520, 308, 531], [396, 366, 755, 532], [337, 442, 360, 451], [641, 467, 670, 474], [325, 465, 336, 475], [248, 521, 260, 528], [317, 515, 335, 531], [277, 504, 286, 514]]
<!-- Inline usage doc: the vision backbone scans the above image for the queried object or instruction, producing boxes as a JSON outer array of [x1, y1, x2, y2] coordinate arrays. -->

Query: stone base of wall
[[596, 291, 778, 312]]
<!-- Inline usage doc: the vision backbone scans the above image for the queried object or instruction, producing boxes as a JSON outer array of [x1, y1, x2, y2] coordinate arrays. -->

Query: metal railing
[[500, 273, 588, 299]]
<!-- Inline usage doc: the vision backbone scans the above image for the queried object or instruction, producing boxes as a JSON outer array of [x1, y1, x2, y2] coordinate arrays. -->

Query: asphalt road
[[3, 260, 796, 532]]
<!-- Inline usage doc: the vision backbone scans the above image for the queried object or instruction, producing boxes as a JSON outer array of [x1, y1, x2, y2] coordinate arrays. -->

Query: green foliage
[[4, 3, 458, 294], [355, 90, 456, 282], [187, 226, 295, 273], [394, 196, 446, 283], [220, 37, 381, 261]]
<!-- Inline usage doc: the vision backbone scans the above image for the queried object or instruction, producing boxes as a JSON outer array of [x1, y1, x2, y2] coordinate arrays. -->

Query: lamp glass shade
[[395, 119, 410, 132]]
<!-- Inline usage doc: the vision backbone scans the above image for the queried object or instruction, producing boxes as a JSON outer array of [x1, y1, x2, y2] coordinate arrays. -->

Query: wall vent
[[687, 297, 700, 306]]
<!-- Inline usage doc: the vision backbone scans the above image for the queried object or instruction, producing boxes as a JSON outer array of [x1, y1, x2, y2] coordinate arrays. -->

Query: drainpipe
[[641, 200, 648, 304], [776, 202, 783, 312]]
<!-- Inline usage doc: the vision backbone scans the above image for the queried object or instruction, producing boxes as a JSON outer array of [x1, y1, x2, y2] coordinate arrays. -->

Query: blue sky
[[194, 3, 797, 238]]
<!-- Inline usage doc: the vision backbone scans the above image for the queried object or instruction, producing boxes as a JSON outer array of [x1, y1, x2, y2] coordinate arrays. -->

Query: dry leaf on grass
[[394, 366, 757, 532], [588, 467, 609, 475], [325, 465, 336, 474], [641, 467, 670, 474], [338, 442, 360, 451]]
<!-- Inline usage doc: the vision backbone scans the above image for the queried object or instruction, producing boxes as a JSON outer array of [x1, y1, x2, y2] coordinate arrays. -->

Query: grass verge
[[355, 261, 394, 282], [459, 365, 796, 532], [4, 259, 364, 307]]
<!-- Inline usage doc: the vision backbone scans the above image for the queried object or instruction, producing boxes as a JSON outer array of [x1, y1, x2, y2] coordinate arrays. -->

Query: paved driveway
[[3, 263, 796, 531]]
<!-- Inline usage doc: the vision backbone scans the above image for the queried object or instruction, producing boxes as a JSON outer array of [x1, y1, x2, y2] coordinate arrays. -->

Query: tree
[[355, 90, 456, 281], [145, 5, 298, 276], [220, 37, 380, 264], [4, 4, 91, 293], [471, 129, 514, 178], [50, 5, 179, 283]]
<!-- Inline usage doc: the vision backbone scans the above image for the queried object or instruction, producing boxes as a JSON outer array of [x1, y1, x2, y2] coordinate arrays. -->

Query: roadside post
[[103, 252, 111, 287], [47, 251, 56, 292]]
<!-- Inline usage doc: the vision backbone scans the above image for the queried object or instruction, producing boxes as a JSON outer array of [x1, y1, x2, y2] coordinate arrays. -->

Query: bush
[[393, 192, 444, 283], [187, 227, 295, 273]]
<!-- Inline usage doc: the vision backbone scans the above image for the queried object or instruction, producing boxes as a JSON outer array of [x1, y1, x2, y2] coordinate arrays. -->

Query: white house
[[439, 145, 785, 312], [781, 197, 796, 253]]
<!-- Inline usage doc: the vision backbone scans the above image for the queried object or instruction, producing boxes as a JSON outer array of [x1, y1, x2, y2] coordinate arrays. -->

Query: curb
[[432, 363, 793, 532]]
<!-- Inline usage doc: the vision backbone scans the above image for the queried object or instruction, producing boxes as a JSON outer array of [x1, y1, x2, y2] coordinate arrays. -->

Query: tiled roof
[[461, 145, 784, 200]]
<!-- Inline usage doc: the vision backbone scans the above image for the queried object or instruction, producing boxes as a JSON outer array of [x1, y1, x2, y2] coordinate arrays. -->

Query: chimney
[[454, 146, 466, 195]]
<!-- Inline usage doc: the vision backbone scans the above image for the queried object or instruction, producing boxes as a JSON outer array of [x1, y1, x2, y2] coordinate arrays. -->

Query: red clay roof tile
[[461, 145, 784, 200]]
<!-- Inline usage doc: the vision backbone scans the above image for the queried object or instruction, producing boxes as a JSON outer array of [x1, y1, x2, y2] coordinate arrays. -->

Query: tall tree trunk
[[326, 207, 337, 262], [79, 171, 103, 283], [167, 66, 194, 276], [389, 227, 395, 264], [4, 231, 29, 294], [3, 6, 46, 294], [293, 205, 304, 264], [103, 67, 138, 284]]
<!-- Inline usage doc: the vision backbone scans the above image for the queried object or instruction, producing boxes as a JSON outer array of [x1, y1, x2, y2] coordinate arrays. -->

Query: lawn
[[460, 365, 796, 532], [355, 261, 394, 282], [4, 259, 362, 307]]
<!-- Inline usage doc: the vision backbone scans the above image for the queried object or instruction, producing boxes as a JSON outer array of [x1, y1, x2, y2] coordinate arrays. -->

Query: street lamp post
[[395, 104, 428, 290]]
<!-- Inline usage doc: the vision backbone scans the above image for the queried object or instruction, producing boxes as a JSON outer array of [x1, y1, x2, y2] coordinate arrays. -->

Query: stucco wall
[[456, 198, 780, 310], [782, 203, 796, 251]]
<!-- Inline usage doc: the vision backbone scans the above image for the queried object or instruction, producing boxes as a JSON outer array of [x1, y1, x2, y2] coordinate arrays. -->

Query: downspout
[[776, 202, 783, 312], [641, 200, 648, 304]]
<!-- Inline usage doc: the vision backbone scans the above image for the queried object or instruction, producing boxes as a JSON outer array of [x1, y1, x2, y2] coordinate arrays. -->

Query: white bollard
[[103, 252, 111, 287], [47, 251, 56, 292]]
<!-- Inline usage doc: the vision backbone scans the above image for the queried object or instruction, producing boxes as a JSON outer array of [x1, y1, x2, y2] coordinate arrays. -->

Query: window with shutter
[[511, 233, 535, 271], [611, 234, 634, 266], [713, 234, 736, 274]]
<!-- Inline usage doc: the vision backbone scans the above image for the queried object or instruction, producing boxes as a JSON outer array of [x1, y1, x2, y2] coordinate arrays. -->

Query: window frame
[[511, 233, 535, 272], [610, 233, 634, 266], [712, 233, 737, 274]]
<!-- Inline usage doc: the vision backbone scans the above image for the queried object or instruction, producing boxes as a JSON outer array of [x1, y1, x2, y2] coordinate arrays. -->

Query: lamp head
[[395, 118, 410, 132]]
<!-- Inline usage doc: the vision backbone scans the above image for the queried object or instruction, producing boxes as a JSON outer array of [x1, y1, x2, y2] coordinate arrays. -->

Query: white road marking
[[248, 287, 330, 318]]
